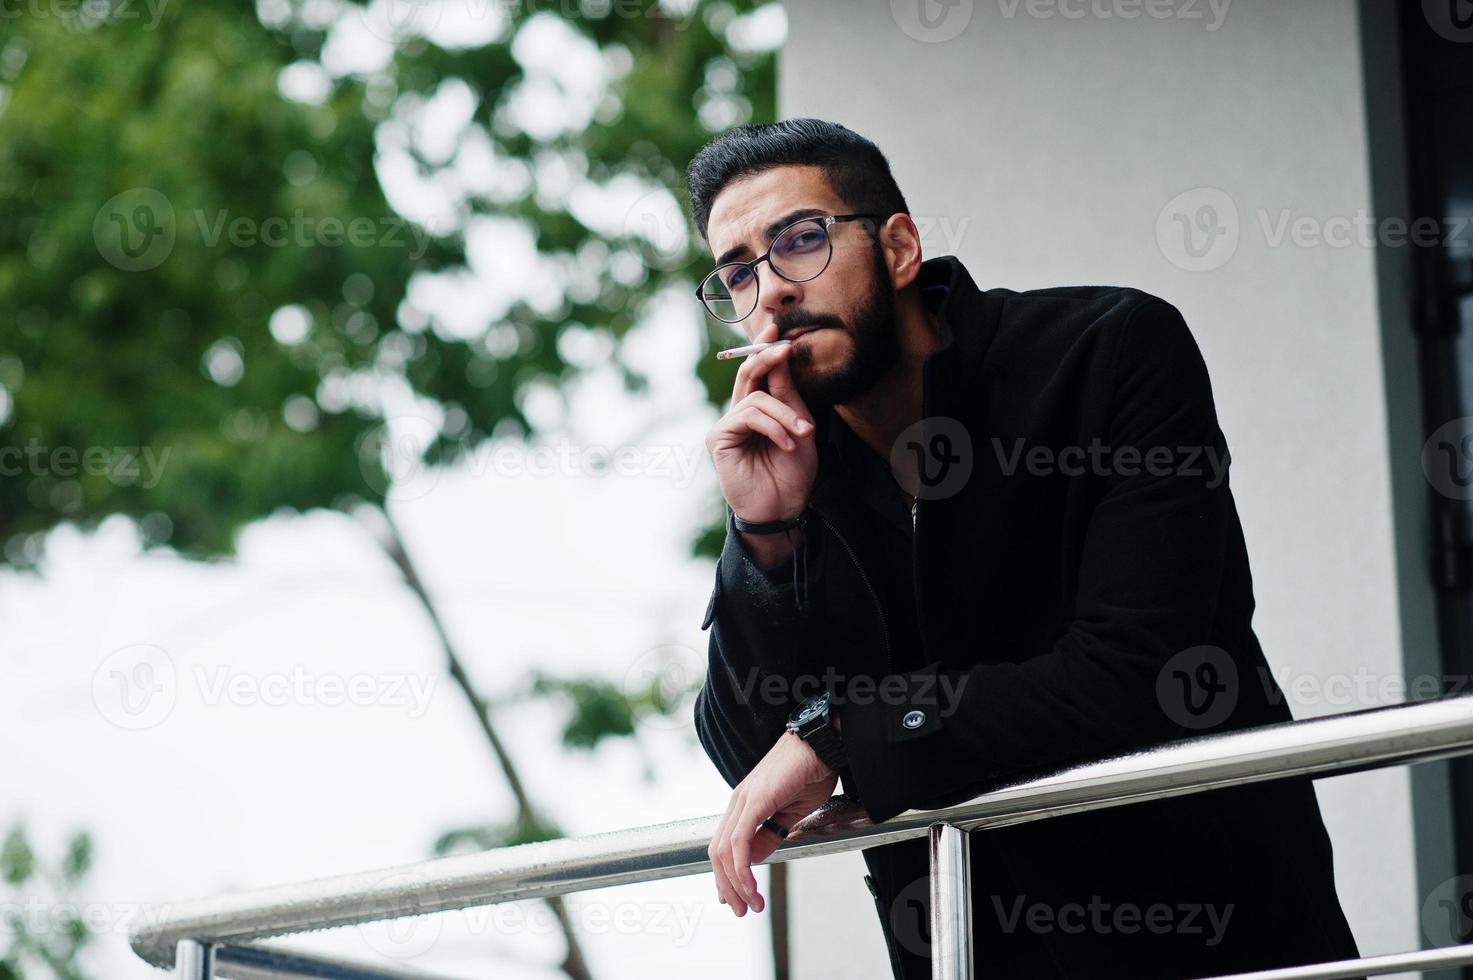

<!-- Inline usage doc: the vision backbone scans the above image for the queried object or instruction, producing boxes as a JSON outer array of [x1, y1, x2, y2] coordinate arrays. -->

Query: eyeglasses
[[695, 213, 885, 324]]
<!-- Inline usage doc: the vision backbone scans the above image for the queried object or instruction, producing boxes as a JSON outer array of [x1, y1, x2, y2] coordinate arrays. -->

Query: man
[[690, 117, 1361, 979]]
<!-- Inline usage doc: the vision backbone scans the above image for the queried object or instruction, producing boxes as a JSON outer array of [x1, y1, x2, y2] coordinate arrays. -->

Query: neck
[[834, 293, 942, 498]]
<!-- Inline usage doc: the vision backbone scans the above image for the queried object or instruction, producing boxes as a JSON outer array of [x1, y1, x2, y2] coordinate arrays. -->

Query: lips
[[784, 326, 826, 341]]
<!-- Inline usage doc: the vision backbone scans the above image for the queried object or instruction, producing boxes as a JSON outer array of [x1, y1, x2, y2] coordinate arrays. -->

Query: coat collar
[[811, 254, 997, 505]]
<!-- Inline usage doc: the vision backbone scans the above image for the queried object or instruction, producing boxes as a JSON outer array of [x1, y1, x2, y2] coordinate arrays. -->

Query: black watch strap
[[801, 719, 848, 772], [732, 507, 809, 535]]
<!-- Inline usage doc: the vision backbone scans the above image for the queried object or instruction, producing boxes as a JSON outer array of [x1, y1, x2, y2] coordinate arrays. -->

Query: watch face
[[790, 691, 829, 727]]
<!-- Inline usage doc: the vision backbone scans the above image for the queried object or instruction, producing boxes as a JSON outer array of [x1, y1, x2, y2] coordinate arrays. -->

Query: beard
[[775, 245, 899, 411]]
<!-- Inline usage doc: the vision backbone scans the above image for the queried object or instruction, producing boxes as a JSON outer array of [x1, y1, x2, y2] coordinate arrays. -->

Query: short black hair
[[685, 117, 910, 244]]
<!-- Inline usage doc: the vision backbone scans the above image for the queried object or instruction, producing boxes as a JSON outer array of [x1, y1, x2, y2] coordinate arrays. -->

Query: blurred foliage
[[432, 810, 562, 856], [0, 824, 95, 980], [0, 9, 773, 956], [515, 664, 695, 754], [528, 671, 641, 745], [0, 0, 777, 569]]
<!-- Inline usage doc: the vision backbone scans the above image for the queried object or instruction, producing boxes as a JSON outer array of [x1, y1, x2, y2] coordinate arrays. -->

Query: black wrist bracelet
[[732, 508, 809, 535], [729, 505, 812, 612]]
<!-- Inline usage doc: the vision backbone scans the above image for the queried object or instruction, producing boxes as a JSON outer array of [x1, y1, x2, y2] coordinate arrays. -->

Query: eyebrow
[[713, 207, 829, 267]]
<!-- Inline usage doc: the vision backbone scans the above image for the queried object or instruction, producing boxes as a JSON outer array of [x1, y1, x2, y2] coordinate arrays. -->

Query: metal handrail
[[130, 694, 1473, 979]]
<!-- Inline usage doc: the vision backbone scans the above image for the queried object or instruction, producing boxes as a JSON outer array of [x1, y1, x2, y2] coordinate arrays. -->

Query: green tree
[[0, 0, 778, 975], [0, 823, 95, 980]]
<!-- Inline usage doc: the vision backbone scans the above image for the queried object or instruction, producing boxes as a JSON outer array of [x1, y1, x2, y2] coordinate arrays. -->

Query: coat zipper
[[910, 497, 930, 664], [814, 507, 893, 680]]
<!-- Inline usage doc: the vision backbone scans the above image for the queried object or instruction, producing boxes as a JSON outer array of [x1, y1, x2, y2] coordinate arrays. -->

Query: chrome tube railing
[[202, 944, 464, 979], [128, 694, 1473, 979]]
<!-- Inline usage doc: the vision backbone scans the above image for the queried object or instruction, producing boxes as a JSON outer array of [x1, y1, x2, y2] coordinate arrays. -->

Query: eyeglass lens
[[699, 218, 832, 323]]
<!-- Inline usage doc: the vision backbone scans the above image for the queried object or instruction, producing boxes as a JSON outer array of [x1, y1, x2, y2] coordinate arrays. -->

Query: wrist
[[731, 503, 808, 525], [740, 528, 802, 570], [786, 692, 847, 772]]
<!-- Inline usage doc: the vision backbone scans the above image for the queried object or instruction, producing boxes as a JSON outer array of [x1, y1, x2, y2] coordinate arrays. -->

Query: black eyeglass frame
[[694, 212, 887, 324]]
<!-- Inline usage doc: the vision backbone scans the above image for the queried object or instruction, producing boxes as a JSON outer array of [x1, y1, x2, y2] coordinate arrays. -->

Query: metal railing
[[129, 694, 1473, 980]]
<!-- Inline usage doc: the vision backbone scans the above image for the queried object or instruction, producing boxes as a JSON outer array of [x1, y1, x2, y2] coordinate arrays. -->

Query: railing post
[[929, 821, 973, 980], [174, 939, 214, 979]]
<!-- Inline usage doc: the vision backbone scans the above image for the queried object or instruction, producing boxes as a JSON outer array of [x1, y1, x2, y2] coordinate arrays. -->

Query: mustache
[[777, 312, 845, 340]]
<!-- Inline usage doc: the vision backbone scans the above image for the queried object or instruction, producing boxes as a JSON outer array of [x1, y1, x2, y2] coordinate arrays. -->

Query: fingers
[[734, 403, 798, 453], [708, 794, 817, 918], [743, 321, 808, 418], [738, 394, 812, 449], [730, 343, 794, 408], [730, 801, 765, 913], [709, 794, 748, 916], [709, 393, 812, 456], [761, 338, 803, 410], [739, 390, 813, 442], [709, 793, 774, 916], [730, 323, 794, 406]]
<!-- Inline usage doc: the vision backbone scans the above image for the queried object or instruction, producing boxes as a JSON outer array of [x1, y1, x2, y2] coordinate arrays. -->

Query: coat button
[[902, 709, 927, 729]]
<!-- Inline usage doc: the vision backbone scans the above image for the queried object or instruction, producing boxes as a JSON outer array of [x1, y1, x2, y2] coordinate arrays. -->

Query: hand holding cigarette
[[704, 323, 817, 569]]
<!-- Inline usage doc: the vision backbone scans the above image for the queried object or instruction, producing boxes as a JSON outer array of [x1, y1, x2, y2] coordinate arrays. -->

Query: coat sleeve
[[836, 299, 1235, 824], [693, 503, 834, 789]]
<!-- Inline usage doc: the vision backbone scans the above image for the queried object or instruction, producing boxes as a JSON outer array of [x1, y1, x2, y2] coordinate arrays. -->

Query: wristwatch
[[786, 690, 848, 772]]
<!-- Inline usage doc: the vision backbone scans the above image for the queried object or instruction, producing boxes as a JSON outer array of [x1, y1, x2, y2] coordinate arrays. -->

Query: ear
[[878, 214, 925, 290]]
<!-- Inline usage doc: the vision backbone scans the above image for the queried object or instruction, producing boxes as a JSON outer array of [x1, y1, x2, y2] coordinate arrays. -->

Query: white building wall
[[777, 1, 1446, 976]]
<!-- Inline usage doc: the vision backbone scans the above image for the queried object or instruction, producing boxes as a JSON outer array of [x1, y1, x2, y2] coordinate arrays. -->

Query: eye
[[778, 227, 826, 255], [724, 266, 753, 289]]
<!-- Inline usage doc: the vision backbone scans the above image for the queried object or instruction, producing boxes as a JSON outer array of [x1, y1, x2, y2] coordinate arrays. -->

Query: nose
[[751, 259, 801, 337]]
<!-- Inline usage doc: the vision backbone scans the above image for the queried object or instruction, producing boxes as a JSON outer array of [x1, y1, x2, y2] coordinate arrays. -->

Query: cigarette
[[717, 339, 791, 360]]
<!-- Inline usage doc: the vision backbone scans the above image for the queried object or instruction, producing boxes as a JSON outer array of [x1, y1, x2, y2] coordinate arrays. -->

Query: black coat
[[694, 255, 1363, 979]]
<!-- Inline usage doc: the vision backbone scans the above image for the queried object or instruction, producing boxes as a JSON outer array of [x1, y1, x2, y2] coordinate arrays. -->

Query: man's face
[[704, 165, 899, 410]]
